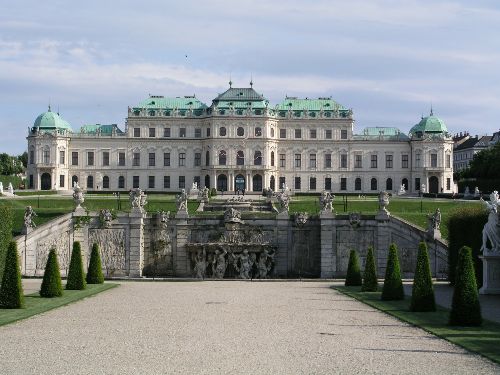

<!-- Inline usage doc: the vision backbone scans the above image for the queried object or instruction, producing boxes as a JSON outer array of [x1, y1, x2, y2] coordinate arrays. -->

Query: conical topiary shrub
[[0, 241, 24, 308], [345, 250, 362, 286], [40, 248, 63, 298], [86, 243, 104, 284], [381, 243, 404, 300], [410, 242, 435, 312], [449, 246, 482, 326], [362, 246, 378, 292], [66, 241, 86, 290]]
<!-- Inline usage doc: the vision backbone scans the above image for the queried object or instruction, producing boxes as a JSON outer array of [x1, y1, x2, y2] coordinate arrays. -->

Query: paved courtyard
[[0, 281, 499, 374]]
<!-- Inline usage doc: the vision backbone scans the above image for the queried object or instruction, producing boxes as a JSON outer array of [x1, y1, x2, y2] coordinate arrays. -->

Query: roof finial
[[430, 102, 433, 116], [250, 73, 253, 88], [229, 73, 232, 88], [48, 98, 51, 112]]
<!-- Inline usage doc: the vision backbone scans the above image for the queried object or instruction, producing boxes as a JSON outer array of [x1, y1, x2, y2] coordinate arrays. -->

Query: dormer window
[[148, 110, 155, 116], [255, 127, 262, 137], [133, 110, 140, 116]]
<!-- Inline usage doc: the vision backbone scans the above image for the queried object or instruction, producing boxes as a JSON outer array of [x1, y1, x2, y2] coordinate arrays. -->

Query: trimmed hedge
[[0, 206, 13, 284], [381, 243, 404, 300], [345, 250, 362, 286], [362, 246, 378, 292], [86, 243, 104, 284], [447, 205, 487, 287], [40, 248, 63, 298], [66, 241, 86, 290], [449, 246, 482, 326], [0, 241, 24, 308], [410, 242, 436, 312]]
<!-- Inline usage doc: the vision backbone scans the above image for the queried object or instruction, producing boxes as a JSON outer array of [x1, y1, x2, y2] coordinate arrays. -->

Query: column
[[320, 211, 336, 278], [229, 172, 234, 192], [129, 209, 145, 277]]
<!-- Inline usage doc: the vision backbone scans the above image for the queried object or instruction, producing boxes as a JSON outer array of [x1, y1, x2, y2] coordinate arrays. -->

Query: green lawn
[[334, 286, 500, 364], [0, 283, 117, 327], [0, 175, 25, 189]]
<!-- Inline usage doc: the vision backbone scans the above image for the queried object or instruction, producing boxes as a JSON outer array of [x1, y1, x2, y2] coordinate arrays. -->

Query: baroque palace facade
[[26, 85, 453, 194]]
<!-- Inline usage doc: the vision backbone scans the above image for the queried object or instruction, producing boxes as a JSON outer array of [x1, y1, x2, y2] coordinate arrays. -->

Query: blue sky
[[1, 0, 499, 154]]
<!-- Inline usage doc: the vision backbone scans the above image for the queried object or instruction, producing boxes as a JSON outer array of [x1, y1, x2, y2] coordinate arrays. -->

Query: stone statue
[[474, 186, 480, 197], [421, 183, 426, 194], [157, 210, 170, 229], [99, 209, 113, 228], [480, 191, 500, 254], [464, 186, 471, 197], [129, 188, 147, 209], [72, 182, 85, 208], [234, 249, 254, 279], [276, 191, 290, 213], [428, 208, 441, 231], [295, 212, 309, 227], [320, 190, 334, 212], [257, 249, 274, 278], [191, 182, 198, 191], [212, 248, 228, 278], [266, 188, 274, 199], [398, 184, 406, 195], [23, 206, 37, 229], [224, 208, 242, 223], [8, 182, 14, 194], [176, 189, 188, 212], [378, 191, 390, 215], [193, 248, 207, 279], [201, 187, 209, 202], [0, 181, 3, 194]]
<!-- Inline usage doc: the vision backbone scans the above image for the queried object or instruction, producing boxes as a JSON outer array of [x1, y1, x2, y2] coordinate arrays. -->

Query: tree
[[381, 243, 404, 300], [40, 248, 63, 298], [0, 241, 24, 308], [66, 241, 86, 290], [345, 250, 362, 286], [0, 206, 13, 283], [410, 242, 436, 312], [86, 243, 104, 284], [449, 246, 482, 326], [18, 152, 28, 169], [362, 246, 378, 292]]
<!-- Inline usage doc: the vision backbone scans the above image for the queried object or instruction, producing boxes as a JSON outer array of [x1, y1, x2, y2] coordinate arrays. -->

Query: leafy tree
[[18, 152, 28, 169], [449, 246, 482, 326], [0, 206, 13, 283], [410, 242, 436, 312], [381, 243, 404, 300], [362, 246, 378, 292], [86, 243, 104, 284], [0, 241, 24, 308], [40, 248, 63, 298], [345, 250, 362, 286], [66, 241, 86, 290]]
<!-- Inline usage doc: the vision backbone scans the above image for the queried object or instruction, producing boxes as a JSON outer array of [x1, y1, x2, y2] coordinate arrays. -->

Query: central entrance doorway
[[41, 173, 51, 190], [235, 174, 245, 192]]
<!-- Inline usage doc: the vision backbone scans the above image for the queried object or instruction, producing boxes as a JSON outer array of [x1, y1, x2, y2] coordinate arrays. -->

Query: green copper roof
[[214, 87, 267, 102], [276, 97, 345, 111], [354, 127, 410, 141], [80, 124, 123, 135], [33, 108, 72, 131], [409, 112, 448, 136], [134, 96, 207, 110]]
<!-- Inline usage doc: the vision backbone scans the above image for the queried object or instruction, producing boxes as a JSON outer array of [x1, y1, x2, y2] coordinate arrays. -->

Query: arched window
[[270, 175, 275, 191], [271, 128, 275, 137], [253, 174, 263, 191], [402, 178, 409, 190], [271, 151, 275, 166], [219, 150, 227, 165], [355, 177, 361, 191], [255, 127, 262, 137], [237, 127, 244, 136], [103, 176, 109, 189], [371, 178, 378, 191], [237, 151, 244, 166], [71, 175, 78, 187], [386, 178, 393, 191], [87, 175, 94, 189], [118, 176, 125, 189], [254, 151, 262, 165], [206, 150, 210, 166], [219, 127, 226, 136]]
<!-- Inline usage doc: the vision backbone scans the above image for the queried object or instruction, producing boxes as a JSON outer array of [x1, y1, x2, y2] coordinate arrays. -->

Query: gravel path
[[0, 281, 498, 374]]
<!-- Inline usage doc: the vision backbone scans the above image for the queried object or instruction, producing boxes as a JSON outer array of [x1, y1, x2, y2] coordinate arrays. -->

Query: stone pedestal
[[427, 228, 441, 240], [479, 254, 500, 295], [320, 211, 335, 278], [129, 209, 145, 277], [375, 209, 390, 221]]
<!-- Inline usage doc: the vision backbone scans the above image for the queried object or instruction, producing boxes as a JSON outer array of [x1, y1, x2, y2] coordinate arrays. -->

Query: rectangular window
[[148, 176, 155, 189], [279, 177, 286, 190], [354, 154, 362, 168], [294, 177, 301, 190], [149, 152, 155, 167], [341, 130, 348, 139], [118, 176, 125, 189], [132, 152, 140, 166], [87, 151, 94, 166], [446, 178, 451, 190], [164, 153, 170, 166], [149, 128, 156, 137], [280, 129, 286, 138], [179, 128, 186, 137], [163, 176, 170, 189], [118, 152, 125, 166], [325, 177, 332, 191], [340, 154, 347, 168], [325, 154, 332, 168], [195, 128, 201, 138], [29, 150, 34, 164], [133, 176, 139, 188], [42, 149, 50, 164], [179, 152, 186, 166], [325, 129, 332, 139], [340, 177, 347, 191], [103, 151, 109, 166], [71, 152, 78, 166], [179, 176, 185, 189], [295, 154, 301, 168], [402, 154, 409, 168], [163, 127, 171, 137], [29, 174, 33, 189], [386, 155, 393, 168], [446, 154, 451, 168], [134, 128, 140, 137], [416, 153, 421, 168], [309, 154, 316, 168], [59, 175, 65, 188], [279, 154, 286, 168], [206, 128, 211, 137], [310, 129, 317, 139], [415, 178, 421, 191], [371, 154, 377, 168], [309, 177, 316, 190], [431, 153, 437, 168], [59, 151, 65, 165], [194, 152, 201, 166], [194, 176, 200, 188], [295, 129, 301, 138]]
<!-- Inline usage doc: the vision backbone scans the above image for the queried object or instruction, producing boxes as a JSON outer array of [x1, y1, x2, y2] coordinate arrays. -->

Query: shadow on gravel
[[355, 347, 471, 356]]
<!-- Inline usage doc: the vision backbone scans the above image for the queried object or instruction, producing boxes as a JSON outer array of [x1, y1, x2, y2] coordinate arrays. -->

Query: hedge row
[[0, 206, 13, 284]]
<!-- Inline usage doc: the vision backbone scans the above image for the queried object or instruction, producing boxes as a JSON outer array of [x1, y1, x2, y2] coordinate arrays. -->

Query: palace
[[26, 85, 453, 194]]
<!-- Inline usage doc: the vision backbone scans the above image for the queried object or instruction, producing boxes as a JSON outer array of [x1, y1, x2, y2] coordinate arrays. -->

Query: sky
[[0, 0, 499, 154]]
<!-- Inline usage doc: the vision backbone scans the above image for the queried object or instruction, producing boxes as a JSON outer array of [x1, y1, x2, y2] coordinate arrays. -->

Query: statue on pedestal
[[0, 181, 3, 194], [176, 188, 188, 212], [427, 208, 441, 231], [23, 206, 37, 230], [129, 188, 147, 209], [193, 248, 207, 279], [480, 191, 500, 254], [320, 190, 334, 212], [72, 182, 85, 208], [8, 182, 14, 194]]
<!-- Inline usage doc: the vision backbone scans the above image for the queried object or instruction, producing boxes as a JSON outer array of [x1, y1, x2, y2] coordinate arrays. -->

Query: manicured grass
[[0, 175, 25, 189], [15, 191, 58, 196], [0, 283, 117, 327], [333, 286, 500, 364]]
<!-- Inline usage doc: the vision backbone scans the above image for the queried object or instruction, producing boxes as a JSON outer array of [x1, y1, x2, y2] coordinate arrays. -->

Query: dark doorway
[[402, 178, 409, 191], [235, 174, 245, 191], [253, 174, 263, 192], [429, 176, 439, 194], [386, 178, 393, 191], [71, 175, 78, 187], [204, 175, 210, 188], [270, 175, 275, 191], [217, 174, 228, 192], [41, 173, 51, 190]]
